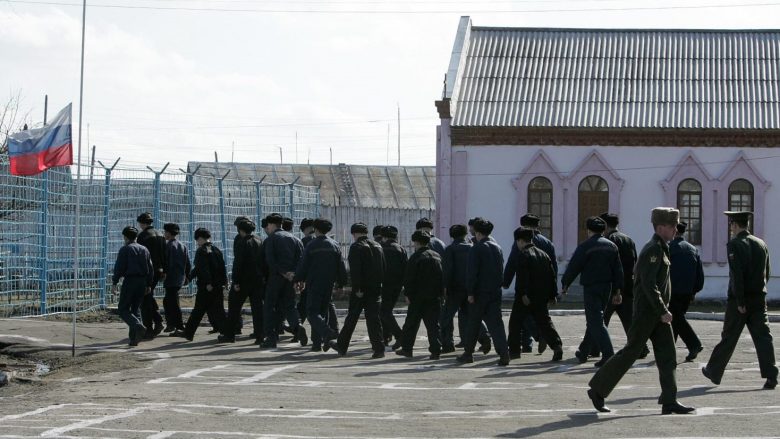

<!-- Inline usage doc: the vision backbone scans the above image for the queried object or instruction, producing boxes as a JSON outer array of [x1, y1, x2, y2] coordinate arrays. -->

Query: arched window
[[578, 175, 609, 242], [677, 178, 702, 245], [729, 179, 754, 231], [527, 177, 553, 239]]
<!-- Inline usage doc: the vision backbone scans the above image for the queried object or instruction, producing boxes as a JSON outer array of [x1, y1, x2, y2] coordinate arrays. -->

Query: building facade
[[435, 17, 780, 299]]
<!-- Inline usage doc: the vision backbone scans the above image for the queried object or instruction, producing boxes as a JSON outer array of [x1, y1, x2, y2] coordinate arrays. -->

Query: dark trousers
[[298, 288, 308, 324], [521, 315, 538, 349], [401, 297, 442, 354], [307, 286, 338, 347], [263, 275, 300, 341], [163, 286, 184, 330], [589, 312, 678, 405], [184, 286, 228, 339], [141, 274, 163, 330], [669, 294, 702, 352], [336, 292, 384, 354], [118, 277, 146, 340], [578, 285, 615, 358], [463, 293, 508, 356], [380, 285, 403, 342], [440, 293, 488, 349], [508, 298, 562, 355], [226, 283, 264, 339], [705, 295, 778, 383]]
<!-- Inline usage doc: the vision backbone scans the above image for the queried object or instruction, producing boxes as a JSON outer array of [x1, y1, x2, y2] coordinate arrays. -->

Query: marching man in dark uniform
[[561, 216, 623, 365], [297, 218, 315, 325], [379, 225, 407, 350], [222, 218, 265, 343], [294, 218, 347, 352], [136, 212, 166, 339], [162, 223, 190, 336], [703, 211, 778, 390], [331, 223, 386, 358], [182, 227, 229, 342], [504, 227, 563, 361], [669, 221, 705, 361], [112, 226, 153, 346], [441, 224, 490, 354], [396, 231, 444, 359], [227, 216, 251, 336], [416, 217, 446, 256], [260, 213, 307, 349], [456, 218, 510, 366], [588, 207, 694, 415]]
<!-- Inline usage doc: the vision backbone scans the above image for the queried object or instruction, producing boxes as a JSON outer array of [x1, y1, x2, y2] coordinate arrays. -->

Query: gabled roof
[[445, 17, 780, 129], [186, 162, 436, 209]]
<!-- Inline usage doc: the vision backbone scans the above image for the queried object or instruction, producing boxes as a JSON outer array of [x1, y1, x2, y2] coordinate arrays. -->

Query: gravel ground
[[0, 313, 778, 439]]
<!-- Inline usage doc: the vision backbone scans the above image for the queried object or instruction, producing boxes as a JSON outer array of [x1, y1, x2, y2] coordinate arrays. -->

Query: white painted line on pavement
[[0, 405, 67, 422], [39, 407, 145, 437], [234, 364, 299, 384]]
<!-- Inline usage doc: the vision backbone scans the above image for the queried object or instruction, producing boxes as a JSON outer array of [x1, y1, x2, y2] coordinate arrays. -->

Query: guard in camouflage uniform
[[588, 207, 695, 415], [702, 211, 778, 390]]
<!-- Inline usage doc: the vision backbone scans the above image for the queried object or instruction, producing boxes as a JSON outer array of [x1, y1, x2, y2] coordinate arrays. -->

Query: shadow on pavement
[[497, 413, 647, 438]]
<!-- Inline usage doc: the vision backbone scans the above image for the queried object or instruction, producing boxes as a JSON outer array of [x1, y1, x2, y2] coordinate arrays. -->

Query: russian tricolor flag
[[6, 103, 73, 176]]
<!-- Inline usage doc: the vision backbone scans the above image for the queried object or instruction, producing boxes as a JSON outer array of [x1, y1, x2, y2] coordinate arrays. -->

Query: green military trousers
[[705, 295, 778, 383], [589, 311, 678, 405]]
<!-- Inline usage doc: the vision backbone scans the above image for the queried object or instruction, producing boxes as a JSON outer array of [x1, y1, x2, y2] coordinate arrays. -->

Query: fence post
[[216, 170, 231, 252], [39, 170, 48, 315], [254, 180, 263, 226], [288, 177, 299, 223], [97, 159, 119, 308], [146, 163, 169, 224]]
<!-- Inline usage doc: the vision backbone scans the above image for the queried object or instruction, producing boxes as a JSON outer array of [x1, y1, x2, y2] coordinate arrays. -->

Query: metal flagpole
[[73, 0, 87, 358]]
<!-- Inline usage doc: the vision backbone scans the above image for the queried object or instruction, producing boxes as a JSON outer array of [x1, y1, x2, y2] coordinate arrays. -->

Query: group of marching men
[[112, 206, 777, 414]]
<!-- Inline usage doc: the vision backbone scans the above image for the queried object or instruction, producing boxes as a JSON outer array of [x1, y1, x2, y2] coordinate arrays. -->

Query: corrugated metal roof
[[450, 23, 780, 129], [187, 162, 436, 209]]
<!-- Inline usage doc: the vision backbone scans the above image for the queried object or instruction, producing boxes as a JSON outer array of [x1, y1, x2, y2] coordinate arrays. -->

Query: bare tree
[[0, 90, 33, 159]]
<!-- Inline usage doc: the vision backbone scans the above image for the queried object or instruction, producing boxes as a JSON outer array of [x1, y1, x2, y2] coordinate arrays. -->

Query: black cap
[[299, 218, 314, 231], [373, 225, 385, 237], [416, 217, 434, 230], [472, 218, 494, 235], [411, 230, 431, 244], [513, 227, 534, 242], [136, 212, 153, 224], [449, 224, 468, 239], [122, 226, 139, 240], [467, 217, 483, 227], [519, 214, 540, 228], [380, 225, 398, 239], [260, 218, 269, 229], [233, 216, 251, 227], [599, 212, 620, 228], [282, 217, 293, 231], [237, 219, 256, 233], [586, 216, 606, 233], [313, 218, 333, 234], [724, 211, 752, 226], [676, 221, 688, 234], [265, 213, 283, 226], [163, 223, 180, 235], [351, 222, 369, 234], [194, 227, 211, 240]]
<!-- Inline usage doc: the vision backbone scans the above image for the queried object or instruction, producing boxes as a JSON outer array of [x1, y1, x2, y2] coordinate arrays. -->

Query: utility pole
[[397, 103, 401, 166], [329, 147, 333, 166], [43, 95, 48, 125], [231, 140, 235, 162], [279, 146, 283, 164]]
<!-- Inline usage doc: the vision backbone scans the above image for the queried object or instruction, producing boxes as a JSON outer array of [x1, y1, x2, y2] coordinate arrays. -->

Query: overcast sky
[[2, 0, 780, 172]]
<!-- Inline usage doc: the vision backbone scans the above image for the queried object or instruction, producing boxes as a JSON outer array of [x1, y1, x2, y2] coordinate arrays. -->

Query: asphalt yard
[[1, 314, 778, 439]]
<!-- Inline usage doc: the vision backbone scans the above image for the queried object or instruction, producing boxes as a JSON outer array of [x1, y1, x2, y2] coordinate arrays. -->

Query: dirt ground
[[1, 312, 779, 439]]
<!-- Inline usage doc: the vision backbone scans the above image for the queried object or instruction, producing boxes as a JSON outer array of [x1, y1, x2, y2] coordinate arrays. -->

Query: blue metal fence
[[0, 162, 320, 318]]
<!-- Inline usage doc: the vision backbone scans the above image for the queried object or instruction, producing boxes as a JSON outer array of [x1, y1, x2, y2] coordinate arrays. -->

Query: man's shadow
[[497, 413, 647, 438]]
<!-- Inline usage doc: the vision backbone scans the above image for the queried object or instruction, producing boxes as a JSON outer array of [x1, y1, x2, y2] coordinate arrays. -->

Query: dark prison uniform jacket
[[381, 239, 408, 290], [443, 238, 471, 298], [138, 226, 168, 274], [633, 234, 673, 317], [605, 229, 638, 296], [561, 234, 623, 294], [504, 243, 558, 304], [232, 234, 266, 287], [404, 247, 444, 301], [428, 236, 447, 257], [348, 236, 385, 294], [669, 236, 704, 297], [294, 235, 348, 290], [113, 242, 154, 286], [190, 243, 228, 289], [727, 230, 771, 307], [264, 230, 304, 277], [466, 236, 504, 299], [163, 239, 191, 288], [505, 232, 558, 290]]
